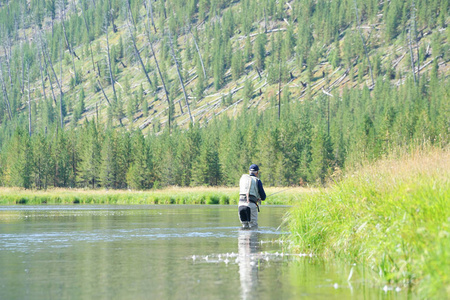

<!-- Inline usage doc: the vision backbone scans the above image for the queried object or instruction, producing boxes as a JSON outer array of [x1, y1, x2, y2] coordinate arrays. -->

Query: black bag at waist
[[239, 194, 258, 204]]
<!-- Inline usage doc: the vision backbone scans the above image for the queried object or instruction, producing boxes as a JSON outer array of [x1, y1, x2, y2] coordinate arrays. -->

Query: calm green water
[[0, 205, 409, 299]]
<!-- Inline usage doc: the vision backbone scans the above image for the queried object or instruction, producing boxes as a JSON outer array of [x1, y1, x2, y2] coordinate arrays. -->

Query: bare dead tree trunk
[[27, 64, 31, 136], [408, 25, 417, 84], [187, 24, 206, 79], [255, 67, 262, 80], [79, 0, 96, 71], [143, 0, 157, 33], [354, 0, 374, 86], [278, 58, 281, 120], [51, 15, 54, 37], [412, 0, 420, 83], [105, 16, 117, 101], [37, 50, 47, 101], [127, 17, 153, 89], [264, 8, 268, 34], [59, 0, 78, 81], [144, 0, 171, 130], [42, 50, 58, 106], [107, 0, 117, 32], [97, 79, 112, 106], [126, 0, 136, 29], [169, 30, 194, 124], [0, 60, 12, 121], [59, 40, 64, 129], [20, 43, 25, 94], [39, 35, 58, 107], [2, 46, 12, 87], [1, 26, 14, 88], [40, 33, 63, 95]]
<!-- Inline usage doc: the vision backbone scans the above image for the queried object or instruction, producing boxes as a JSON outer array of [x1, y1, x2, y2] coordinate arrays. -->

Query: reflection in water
[[238, 230, 261, 300], [0, 206, 407, 300]]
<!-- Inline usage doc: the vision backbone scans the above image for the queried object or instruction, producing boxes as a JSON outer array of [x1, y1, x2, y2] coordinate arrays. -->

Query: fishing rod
[[258, 187, 294, 213], [267, 187, 294, 197]]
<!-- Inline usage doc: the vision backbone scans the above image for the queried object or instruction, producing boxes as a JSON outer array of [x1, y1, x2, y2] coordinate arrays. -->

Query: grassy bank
[[286, 149, 450, 297], [0, 186, 312, 206]]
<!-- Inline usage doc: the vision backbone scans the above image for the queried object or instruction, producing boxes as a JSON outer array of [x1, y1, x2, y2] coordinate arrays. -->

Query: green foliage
[[254, 33, 267, 71], [287, 150, 450, 298], [244, 35, 252, 63], [243, 78, 253, 105], [231, 49, 243, 82], [0, 0, 448, 194]]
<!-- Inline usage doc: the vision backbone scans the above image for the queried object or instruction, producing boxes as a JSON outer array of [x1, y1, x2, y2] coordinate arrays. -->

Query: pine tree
[[244, 35, 252, 63], [254, 33, 267, 71], [142, 97, 149, 118], [32, 132, 50, 189], [231, 49, 243, 82], [51, 130, 71, 187], [127, 131, 153, 189], [309, 127, 333, 183], [243, 77, 253, 106], [78, 122, 102, 188], [7, 130, 33, 188]]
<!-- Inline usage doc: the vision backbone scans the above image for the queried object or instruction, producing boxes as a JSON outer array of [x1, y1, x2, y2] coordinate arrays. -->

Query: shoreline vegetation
[[0, 186, 314, 206], [1, 148, 448, 297], [286, 148, 449, 298]]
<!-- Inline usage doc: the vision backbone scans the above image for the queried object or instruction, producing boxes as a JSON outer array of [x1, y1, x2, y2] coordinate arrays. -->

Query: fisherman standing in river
[[239, 164, 266, 229]]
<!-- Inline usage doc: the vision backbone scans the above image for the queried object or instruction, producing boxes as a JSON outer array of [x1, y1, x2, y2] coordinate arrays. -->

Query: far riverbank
[[0, 186, 315, 206]]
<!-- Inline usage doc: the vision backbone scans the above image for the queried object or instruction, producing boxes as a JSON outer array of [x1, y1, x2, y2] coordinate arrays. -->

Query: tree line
[[1, 70, 448, 189], [0, 0, 448, 189]]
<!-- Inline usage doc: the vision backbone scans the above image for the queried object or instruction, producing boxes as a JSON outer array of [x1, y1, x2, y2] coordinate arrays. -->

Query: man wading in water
[[238, 164, 266, 229]]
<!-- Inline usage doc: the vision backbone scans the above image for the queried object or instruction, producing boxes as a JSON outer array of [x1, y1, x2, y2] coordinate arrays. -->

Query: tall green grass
[[286, 149, 450, 297], [0, 186, 311, 206]]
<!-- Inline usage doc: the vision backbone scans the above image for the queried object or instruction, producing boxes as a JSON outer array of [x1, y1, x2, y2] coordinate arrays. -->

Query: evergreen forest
[[0, 0, 449, 189]]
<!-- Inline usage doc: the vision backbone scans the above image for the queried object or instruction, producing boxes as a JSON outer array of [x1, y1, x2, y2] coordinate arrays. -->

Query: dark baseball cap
[[249, 164, 259, 171]]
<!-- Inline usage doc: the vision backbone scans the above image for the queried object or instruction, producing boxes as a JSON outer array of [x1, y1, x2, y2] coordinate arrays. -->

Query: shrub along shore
[[286, 149, 450, 298], [0, 186, 312, 206]]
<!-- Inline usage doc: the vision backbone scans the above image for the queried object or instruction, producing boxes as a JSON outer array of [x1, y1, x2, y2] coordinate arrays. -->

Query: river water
[[0, 205, 408, 299]]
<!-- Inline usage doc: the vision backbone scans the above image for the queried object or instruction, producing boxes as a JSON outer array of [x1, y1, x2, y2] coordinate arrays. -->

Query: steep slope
[[0, 0, 448, 189], [0, 0, 448, 131]]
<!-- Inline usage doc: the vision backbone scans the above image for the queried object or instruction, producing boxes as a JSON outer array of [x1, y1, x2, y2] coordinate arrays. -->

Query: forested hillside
[[0, 0, 448, 189]]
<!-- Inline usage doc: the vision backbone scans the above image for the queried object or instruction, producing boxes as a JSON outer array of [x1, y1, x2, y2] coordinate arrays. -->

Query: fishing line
[[267, 187, 295, 197]]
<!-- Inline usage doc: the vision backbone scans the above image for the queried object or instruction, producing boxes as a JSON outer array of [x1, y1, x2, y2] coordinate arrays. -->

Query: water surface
[[0, 205, 407, 299]]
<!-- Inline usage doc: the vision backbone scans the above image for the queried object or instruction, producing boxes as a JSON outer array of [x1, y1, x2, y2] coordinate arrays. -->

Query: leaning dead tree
[[104, 15, 117, 101], [144, 0, 171, 129], [58, 0, 78, 82], [187, 22, 206, 79], [143, 0, 157, 33], [39, 32, 63, 97], [408, 23, 417, 84], [107, 0, 117, 32], [40, 30, 64, 129], [39, 36, 58, 107], [77, 0, 111, 106], [37, 48, 47, 101], [127, 4, 153, 89], [126, 0, 137, 29], [78, 0, 96, 71], [169, 29, 194, 125], [354, 0, 374, 87]]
